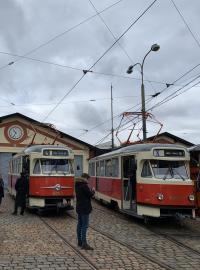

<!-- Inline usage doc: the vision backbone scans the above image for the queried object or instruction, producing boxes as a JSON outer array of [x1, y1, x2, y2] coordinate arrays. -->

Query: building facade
[[0, 113, 100, 186]]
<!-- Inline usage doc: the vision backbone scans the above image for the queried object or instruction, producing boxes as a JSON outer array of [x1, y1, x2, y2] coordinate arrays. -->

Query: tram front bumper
[[137, 204, 195, 218], [28, 197, 74, 210]]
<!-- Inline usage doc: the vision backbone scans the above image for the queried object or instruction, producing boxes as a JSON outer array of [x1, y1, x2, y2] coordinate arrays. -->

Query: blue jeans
[[77, 214, 89, 246]]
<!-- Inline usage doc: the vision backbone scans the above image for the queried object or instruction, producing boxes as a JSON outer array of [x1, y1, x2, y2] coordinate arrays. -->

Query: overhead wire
[[41, 0, 158, 122], [0, 95, 143, 108], [82, 66, 200, 142], [88, 0, 159, 93], [152, 79, 200, 110], [170, 0, 200, 49], [145, 63, 200, 108], [0, 0, 124, 71], [95, 131, 113, 146], [81, 0, 200, 144], [0, 50, 168, 85], [148, 74, 200, 111], [88, 0, 133, 63], [79, 62, 200, 142], [94, 65, 200, 144], [79, 96, 153, 138]]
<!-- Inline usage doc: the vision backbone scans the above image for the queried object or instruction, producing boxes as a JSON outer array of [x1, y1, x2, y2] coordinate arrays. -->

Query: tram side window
[[14, 159, 17, 173], [141, 160, 152, 178], [100, 160, 105, 177], [12, 160, 15, 173], [13, 160, 15, 173], [105, 159, 112, 177], [12, 158, 21, 174], [123, 158, 129, 178], [112, 158, 119, 177], [33, 160, 41, 174], [17, 158, 21, 173], [96, 161, 100, 176], [89, 162, 95, 177], [69, 161, 74, 174]]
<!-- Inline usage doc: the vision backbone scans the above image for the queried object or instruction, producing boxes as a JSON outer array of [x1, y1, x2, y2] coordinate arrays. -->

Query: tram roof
[[91, 143, 187, 159], [23, 144, 72, 154], [188, 145, 200, 152]]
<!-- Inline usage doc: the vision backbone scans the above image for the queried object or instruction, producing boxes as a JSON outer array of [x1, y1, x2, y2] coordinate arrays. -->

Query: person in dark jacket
[[12, 172, 29, 215], [75, 173, 95, 250], [0, 175, 4, 211]]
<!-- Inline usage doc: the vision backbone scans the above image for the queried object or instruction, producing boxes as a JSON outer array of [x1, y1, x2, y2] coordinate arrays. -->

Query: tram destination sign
[[153, 149, 185, 157], [43, 149, 69, 156]]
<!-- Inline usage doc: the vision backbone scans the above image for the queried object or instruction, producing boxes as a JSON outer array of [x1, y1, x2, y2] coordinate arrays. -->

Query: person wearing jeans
[[75, 173, 95, 250]]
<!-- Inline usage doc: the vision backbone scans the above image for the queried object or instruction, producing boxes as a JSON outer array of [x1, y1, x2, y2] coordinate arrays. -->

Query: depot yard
[[1, 194, 200, 270]]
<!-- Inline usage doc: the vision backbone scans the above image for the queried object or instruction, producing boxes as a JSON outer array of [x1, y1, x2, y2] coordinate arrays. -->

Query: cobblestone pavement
[[43, 215, 164, 270], [0, 194, 165, 270], [0, 194, 94, 270], [84, 201, 200, 270], [1, 194, 200, 269]]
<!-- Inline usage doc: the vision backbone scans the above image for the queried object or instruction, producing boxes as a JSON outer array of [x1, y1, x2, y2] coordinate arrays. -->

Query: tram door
[[121, 156, 136, 210]]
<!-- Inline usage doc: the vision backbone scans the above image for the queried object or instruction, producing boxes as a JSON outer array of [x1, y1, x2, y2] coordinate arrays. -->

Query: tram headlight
[[188, 194, 195, 201], [157, 193, 164, 201], [54, 184, 61, 191]]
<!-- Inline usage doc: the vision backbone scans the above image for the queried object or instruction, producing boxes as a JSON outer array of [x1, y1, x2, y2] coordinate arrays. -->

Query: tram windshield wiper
[[172, 167, 185, 181]]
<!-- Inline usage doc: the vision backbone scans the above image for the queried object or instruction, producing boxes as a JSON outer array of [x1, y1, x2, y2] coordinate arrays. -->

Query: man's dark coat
[[0, 179, 4, 198], [75, 177, 94, 215], [15, 176, 29, 207]]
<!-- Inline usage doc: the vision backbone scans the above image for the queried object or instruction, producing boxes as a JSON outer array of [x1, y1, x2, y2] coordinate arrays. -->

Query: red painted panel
[[137, 183, 195, 206], [29, 176, 74, 197], [88, 177, 96, 189], [89, 177, 122, 200]]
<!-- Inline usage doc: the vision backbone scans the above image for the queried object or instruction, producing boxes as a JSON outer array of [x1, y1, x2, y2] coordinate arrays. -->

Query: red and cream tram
[[189, 145, 200, 215], [88, 144, 196, 219], [8, 145, 75, 210]]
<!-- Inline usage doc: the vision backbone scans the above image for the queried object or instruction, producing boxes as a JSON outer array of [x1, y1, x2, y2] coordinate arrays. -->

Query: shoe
[[20, 212, 24, 216], [81, 244, 94, 250], [12, 212, 17, 215]]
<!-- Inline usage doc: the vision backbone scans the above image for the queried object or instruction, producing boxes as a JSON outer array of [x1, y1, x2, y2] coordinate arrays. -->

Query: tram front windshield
[[142, 160, 189, 180], [33, 159, 73, 175], [150, 160, 188, 180]]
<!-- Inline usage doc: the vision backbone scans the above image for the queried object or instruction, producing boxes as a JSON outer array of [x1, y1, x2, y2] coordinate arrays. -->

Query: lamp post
[[127, 44, 160, 141]]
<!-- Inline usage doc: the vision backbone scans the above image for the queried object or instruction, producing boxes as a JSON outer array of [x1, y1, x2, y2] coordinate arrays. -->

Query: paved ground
[[0, 193, 200, 269]]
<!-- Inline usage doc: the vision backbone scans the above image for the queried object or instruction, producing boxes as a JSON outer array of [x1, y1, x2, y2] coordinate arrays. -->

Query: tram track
[[89, 201, 200, 269], [35, 202, 200, 270], [93, 202, 200, 257], [66, 212, 173, 270], [148, 227, 200, 257], [38, 216, 99, 270]]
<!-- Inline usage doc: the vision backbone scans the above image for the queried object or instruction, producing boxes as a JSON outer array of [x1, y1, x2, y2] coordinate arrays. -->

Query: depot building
[[0, 113, 102, 186]]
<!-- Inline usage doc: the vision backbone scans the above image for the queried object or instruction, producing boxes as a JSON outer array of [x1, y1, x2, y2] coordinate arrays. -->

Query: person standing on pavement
[[12, 172, 29, 215], [0, 175, 4, 211], [75, 173, 95, 250]]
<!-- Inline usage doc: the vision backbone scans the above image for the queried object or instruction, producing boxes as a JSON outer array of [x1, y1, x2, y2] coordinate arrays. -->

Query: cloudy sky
[[0, 0, 200, 146]]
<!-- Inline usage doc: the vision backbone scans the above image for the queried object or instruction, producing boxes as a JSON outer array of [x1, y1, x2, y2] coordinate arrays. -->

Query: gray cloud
[[0, 0, 200, 145]]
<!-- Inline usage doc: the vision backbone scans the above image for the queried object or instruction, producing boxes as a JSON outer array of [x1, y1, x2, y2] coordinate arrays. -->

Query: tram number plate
[[169, 195, 182, 200], [53, 191, 61, 195]]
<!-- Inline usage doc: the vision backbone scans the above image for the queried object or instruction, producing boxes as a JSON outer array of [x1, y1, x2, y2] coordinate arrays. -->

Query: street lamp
[[127, 43, 160, 141]]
